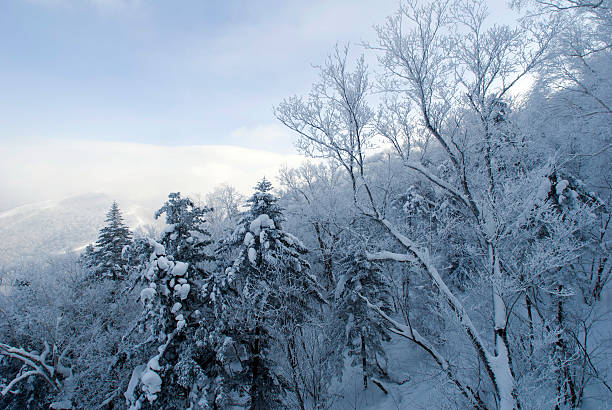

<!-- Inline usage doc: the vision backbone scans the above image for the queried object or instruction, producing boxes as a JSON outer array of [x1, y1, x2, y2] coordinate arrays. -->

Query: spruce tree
[[154, 192, 214, 266], [85, 201, 132, 280], [126, 193, 226, 409], [222, 178, 323, 409], [336, 253, 392, 389]]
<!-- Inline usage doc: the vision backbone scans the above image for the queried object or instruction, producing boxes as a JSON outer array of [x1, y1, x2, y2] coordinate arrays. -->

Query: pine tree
[[336, 253, 392, 389], [125, 193, 226, 409], [85, 201, 132, 280], [221, 178, 323, 409], [154, 192, 214, 266]]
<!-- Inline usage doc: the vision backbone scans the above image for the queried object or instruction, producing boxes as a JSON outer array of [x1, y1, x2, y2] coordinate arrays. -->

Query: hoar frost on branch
[[276, 0, 610, 408]]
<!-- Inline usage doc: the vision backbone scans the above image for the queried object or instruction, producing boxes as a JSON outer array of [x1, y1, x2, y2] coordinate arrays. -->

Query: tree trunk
[[490, 244, 520, 410], [250, 326, 261, 410], [555, 286, 577, 408], [287, 336, 306, 410], [526, 293, 534, 365], [361, 331, 368, 389]]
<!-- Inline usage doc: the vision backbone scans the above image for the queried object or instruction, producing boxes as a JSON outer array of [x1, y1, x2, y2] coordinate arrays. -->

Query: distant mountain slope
[[0, 193, 154, 268]]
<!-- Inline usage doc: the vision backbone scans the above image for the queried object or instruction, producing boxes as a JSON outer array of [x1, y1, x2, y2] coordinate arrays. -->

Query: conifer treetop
[[154, 192, 213, 264], [245, 177, 285, 227], [86, 201, 132, 280]]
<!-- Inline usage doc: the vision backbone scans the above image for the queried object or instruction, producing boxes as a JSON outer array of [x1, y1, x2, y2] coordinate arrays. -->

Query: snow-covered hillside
[[0, 193, 154, 268]]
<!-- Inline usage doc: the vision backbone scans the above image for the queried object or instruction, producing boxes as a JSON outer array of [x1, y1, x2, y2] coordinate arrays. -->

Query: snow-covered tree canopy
[[217, 179, 326, 409], [83, 201, 132, 280]]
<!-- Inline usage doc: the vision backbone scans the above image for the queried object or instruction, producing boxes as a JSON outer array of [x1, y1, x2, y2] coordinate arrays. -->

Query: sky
[[0, 0, 516, 212]]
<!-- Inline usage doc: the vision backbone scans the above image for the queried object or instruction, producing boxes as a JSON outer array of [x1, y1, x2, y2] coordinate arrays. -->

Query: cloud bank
[[1, 138, 304, 211]]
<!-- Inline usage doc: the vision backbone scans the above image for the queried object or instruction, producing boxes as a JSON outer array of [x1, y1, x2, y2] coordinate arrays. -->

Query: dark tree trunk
[[361, 332, 368, 389], [526, 293, 534, 362], [555, 286, 577, 408], [250, 326, 262, 410], [287, 336, 306, 410]]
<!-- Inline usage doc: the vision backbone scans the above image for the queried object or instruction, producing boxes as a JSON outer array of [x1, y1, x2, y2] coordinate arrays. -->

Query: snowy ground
[[331, 294, 612, 410], [331, 335, 453, 410]]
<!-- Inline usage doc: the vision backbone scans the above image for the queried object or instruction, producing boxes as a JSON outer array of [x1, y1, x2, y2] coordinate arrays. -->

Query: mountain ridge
[[0, 193, 156, 268]]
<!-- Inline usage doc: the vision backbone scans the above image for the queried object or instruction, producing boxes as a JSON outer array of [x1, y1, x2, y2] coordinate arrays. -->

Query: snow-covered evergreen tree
[[221, 178, 323, 409], [335, 254, 392, 389], [84, 201, 132, 280], [125, 193, 225, 409], [154, 192, 214, 267]]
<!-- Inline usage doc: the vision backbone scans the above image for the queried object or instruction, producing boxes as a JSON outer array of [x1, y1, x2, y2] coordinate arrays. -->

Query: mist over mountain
[[0, 193, 155, 268]]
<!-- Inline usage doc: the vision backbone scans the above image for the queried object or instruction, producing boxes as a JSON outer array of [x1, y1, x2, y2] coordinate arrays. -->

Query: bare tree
[[205, 183, 246, 239], [275, 1, 580, 408]]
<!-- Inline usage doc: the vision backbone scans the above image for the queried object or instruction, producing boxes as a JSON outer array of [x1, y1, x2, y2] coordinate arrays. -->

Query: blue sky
[[0, 0, 515, 211], [0, 0, 399, 147]]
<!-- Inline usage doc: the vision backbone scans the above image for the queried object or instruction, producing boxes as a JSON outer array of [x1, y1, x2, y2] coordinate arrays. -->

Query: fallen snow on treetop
[[171, 261, 189, 276], [249, 214, 275, 235]]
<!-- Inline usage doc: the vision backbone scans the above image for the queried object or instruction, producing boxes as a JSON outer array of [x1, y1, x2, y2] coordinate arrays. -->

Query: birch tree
[[274, 1, 596, 408]]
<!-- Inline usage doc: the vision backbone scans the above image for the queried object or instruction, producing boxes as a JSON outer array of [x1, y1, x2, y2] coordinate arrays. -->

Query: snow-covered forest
[[1, 0, 611, 408]]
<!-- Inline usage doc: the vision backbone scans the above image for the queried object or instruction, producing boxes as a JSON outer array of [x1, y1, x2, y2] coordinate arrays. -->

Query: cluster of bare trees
[[276, 0, 611, 408]]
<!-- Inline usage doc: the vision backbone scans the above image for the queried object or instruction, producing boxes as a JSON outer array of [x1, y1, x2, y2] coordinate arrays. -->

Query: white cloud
[[0, 138, 304, 210]]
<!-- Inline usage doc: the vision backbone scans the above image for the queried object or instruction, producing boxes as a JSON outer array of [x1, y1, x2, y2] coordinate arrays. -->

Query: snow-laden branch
[[1, 370, 40, 396], [368, 219, 515, 398], [126, 330, 177, 407], [378, 220, 491, 352], [0, 342, 62, 395], [358, 293, 486, 409], [370, 217, 522, 409], [365, 250, 416, 263], [402, 161, 473, 212]]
